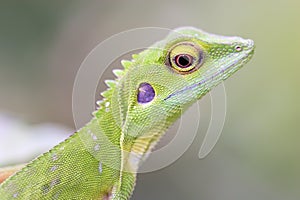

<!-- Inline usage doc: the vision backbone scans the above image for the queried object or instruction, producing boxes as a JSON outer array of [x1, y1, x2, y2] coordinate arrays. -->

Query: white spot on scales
[[50, 165, 58, 172], [88, 129, 97, 141], [105, 101, 110, 112], [50, 178, 61, 187], [94, 144, 100, 151], [51, 153, 58, 161], [98, 162, 103, 174]]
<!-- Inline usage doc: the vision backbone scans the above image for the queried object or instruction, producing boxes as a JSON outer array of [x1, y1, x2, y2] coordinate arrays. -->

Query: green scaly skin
[[0, 27, 255, 199]]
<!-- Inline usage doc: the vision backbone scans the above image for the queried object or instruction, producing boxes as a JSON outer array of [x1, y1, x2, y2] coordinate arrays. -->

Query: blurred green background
[[0, 0, 299, 199]]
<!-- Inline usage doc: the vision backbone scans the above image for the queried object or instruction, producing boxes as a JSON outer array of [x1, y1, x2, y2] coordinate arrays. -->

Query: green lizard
[[0, 27, 254, 199]]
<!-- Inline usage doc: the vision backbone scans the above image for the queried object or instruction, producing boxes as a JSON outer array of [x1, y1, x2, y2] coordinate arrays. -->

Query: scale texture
[[0, 27, 254, 200]]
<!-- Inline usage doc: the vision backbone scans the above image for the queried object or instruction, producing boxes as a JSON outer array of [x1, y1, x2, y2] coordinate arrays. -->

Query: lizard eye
[[167, 42, 203, 74]]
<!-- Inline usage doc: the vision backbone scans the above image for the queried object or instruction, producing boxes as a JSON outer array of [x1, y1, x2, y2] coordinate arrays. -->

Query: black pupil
[[175, 54, 192, 68]]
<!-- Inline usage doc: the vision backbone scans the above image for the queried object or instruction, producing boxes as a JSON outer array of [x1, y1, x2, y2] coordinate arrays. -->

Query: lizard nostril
[[235, 45, 242, 52]]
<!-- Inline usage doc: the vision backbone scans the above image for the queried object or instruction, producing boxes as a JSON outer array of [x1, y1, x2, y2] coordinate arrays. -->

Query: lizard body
[[0, 27, 254, 199]]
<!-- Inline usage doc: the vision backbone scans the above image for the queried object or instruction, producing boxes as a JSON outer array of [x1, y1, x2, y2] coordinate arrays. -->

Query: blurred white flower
[[0, 113, 72, 166]]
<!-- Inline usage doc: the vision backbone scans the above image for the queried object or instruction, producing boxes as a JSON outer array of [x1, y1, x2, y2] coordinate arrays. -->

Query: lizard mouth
[[164, 48, 254, 101]]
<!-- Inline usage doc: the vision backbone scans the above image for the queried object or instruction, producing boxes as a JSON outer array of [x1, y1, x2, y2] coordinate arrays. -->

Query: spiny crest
[[95, 52, 138, 113], [104, 80, 116, 88], [121, 60, 132, 70], [95, 80, 115, 111], [112, 69, 124, 77], [97, 87, 113, 103], [120, 52, 140, 71]]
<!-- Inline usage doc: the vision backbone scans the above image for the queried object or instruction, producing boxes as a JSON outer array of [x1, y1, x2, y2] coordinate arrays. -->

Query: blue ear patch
[[137, 83, 155, 103]]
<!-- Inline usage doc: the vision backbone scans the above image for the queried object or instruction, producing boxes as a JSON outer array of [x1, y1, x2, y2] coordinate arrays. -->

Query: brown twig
[[0, 164, 25, 184]]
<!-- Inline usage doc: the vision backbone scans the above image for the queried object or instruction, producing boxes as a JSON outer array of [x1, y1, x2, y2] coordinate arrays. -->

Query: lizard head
[[162, 27, 255, 102], [110, 27, 255, 139]]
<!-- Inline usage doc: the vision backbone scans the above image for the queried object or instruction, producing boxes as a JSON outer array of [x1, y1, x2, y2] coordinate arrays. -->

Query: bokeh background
[[0, 0, 299, 199]]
